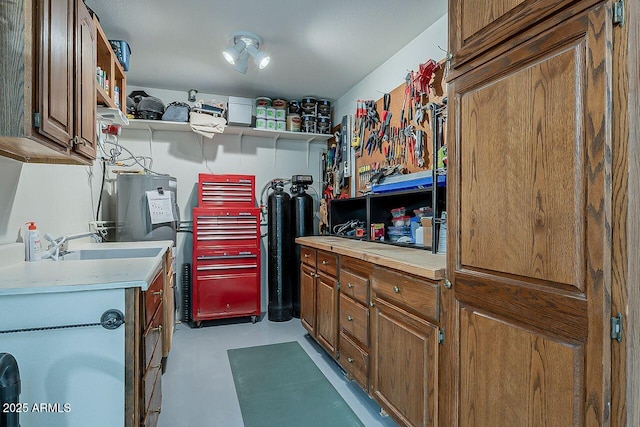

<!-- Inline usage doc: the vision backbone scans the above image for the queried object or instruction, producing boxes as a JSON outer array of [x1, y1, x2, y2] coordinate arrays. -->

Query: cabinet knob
[[347, 357, 354, 363], [304, 254, 309, 258], [347, 315, 353, 321], [347, 283, 354, 288], [393, 286, 400, 293], [444, 279, 452, 289], [322, 260, 328, 265], [152, 290, 163, 297]]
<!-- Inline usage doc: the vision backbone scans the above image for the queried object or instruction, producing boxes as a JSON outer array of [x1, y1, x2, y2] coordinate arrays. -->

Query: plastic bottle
[[24, 222, 42, 261]]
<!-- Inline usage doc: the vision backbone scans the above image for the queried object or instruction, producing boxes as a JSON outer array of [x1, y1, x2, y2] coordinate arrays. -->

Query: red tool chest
[[192, 174, 261, 323]]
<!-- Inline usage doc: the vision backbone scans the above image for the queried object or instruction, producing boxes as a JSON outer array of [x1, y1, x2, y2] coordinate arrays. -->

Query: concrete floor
[[158, 317, 397, 427]]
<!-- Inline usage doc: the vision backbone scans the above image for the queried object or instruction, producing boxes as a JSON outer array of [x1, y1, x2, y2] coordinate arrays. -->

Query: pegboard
[[353, 59, 447, 194]]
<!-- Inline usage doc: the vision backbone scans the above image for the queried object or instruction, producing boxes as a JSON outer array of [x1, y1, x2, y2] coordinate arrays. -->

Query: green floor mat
[[228, 341, 364, 427]]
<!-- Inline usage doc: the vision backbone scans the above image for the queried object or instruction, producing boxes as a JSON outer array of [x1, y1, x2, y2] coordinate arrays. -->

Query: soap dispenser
[[24, 222, 42, 261]]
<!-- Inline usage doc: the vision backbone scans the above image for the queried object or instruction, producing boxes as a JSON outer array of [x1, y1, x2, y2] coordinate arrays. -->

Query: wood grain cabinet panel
[[459, 308, 579, 426], [446, 4, 612, 426], [316, 271, 338, 356], [339, 332, 369, 390], [372, 267, 439, 323], [372, 298, 439, 427], [339, 293, 369, 347], [300, 263, 316, 336], [339, 268, 369, 305], [450, 0, 602, 70], [316, 250, 338, 277]]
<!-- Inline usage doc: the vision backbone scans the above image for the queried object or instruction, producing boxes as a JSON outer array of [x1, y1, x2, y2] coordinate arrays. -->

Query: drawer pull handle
[[347, 357, 354, 363], [322, 260, 328, 265], [151, 407, 161, 414], [152, 290, 163, 296], [152, 325, 163, 333], [393, 286, 400, 293], [152, 363, 162, 369], [347, 315, 353, 321], [347, 283, 353, 288], [304, 254, 309, 258]]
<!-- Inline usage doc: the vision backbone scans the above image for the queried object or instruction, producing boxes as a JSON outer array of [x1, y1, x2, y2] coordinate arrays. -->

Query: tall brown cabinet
[[445, 0, 639, 425]]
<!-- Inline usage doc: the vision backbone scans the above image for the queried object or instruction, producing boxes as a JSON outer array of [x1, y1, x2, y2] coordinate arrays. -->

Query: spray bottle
[[24, 222, 42, 261]]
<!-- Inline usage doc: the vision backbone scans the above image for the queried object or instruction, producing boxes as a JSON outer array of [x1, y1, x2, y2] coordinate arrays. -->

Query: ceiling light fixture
[[224, 31, 270, 73]]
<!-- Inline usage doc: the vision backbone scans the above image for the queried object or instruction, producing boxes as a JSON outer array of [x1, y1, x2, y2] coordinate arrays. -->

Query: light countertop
[[0, 240, 173, 296], [295, 236, 446, 280]]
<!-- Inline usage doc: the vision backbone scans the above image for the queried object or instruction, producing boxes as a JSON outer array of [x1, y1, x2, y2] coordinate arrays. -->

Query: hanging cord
[[101, 140, 169, 176], [96, 159, 107, 221], [199, 134, 213, 173]]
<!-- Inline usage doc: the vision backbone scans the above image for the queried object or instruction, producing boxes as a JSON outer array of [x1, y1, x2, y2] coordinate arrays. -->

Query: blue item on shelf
[[109, 40, 131, 71], [371, 170, 446, 193]]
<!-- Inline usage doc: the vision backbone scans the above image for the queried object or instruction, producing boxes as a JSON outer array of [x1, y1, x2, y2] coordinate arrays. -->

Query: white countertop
[[0, 240, 173, 296]]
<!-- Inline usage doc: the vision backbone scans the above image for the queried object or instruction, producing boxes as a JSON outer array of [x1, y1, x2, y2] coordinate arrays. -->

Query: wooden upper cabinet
[[445, 3, 612, 426], [74, 0, 96, 158], [448, 0, 603, 75], [38, 0, 74, 147], [0, 0, 96, 164]]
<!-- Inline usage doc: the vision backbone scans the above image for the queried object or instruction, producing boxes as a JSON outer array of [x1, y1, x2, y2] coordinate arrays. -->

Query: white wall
[[0, 157, 101, 245], [333, 14, 448, 123]]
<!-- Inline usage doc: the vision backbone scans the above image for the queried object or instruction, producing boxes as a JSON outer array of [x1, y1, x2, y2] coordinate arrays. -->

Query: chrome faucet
[[42, 232, 102, 260]]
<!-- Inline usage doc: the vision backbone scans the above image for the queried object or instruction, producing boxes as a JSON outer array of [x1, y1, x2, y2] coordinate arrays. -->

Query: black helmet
[[136, 96, 165, 120]]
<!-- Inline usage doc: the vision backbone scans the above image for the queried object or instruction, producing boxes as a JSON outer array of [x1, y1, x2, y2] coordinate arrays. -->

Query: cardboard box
[[421, 217, 433, 246], [227, 96, 253, 126]]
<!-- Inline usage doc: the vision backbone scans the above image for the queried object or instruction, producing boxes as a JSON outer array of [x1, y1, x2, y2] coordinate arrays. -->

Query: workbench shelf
[[329, 186, 446, 253]]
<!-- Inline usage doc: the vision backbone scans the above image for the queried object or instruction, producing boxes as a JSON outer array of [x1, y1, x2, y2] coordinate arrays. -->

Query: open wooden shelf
[[94, 16, 126, 114]]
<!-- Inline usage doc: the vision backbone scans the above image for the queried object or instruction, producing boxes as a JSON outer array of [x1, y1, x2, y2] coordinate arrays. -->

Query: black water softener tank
[[0, 353, 21, 427], [290, 175, 314, 318], [268, 181, 293, 321]]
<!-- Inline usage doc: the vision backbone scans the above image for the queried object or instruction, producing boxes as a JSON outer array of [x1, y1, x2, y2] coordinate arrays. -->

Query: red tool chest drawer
[[192, 248, 261, 321], [193, 207, 260, 249], [198, 174, 255, 206]]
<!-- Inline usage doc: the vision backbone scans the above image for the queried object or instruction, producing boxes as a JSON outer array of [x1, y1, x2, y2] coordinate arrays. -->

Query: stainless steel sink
[[57, 247, 164, 261]]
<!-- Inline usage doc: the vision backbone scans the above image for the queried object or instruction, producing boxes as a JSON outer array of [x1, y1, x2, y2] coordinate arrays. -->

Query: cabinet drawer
[[144, 270, 164, 325], [317, 250, 338, 277], [301, 246, 316, 267], [339, 332, 369, 391], [142, 349, 162, 413], [143, 307, 163, 368], [340, 269, 369, 305], [339, 294, 369, 347], [372, 267, 439, 323], [142, 373, 162, 427]]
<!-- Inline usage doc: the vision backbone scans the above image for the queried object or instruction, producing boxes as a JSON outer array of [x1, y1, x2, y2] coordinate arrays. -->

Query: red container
[[198, 174, 255, 206], [191, 247, 261, 321]]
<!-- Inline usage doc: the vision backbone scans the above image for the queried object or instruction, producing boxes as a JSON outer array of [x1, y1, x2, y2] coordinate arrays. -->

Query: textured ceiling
[[85, 0, 447, 102]]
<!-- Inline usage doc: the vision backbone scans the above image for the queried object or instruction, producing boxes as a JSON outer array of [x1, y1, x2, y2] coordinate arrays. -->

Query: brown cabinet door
[[73, 0, 96, 159], [449, 0, 601, 70], [316, 271, 337, 356], [445, 4, 612, 426], [300, 263, 316, 336], [372, 297, 438, 427], [37, 0, 74, 148]]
